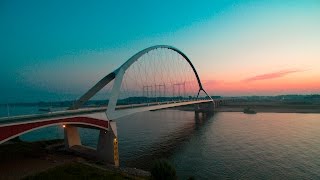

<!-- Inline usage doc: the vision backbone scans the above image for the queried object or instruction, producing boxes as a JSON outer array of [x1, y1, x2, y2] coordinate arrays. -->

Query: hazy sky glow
[[1, 0, 320, 102]]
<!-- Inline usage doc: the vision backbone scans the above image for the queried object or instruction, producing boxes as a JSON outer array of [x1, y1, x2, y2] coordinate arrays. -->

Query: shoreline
[[216, 106, 320, 113], [172, 103, 320, 113]]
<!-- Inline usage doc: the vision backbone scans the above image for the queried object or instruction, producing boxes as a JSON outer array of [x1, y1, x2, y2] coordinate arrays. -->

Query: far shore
[[216, 105, 320, 113], [173, 102, 320, 113]]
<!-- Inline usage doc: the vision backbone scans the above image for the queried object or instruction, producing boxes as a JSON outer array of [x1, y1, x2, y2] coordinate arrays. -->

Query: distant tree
[[151, 159, 177, 180]]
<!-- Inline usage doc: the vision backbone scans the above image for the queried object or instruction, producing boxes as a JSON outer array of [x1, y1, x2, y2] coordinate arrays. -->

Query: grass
[[0, 139, 64, 161], [1, 140, 149, 180], [23, 162, 137, 180]]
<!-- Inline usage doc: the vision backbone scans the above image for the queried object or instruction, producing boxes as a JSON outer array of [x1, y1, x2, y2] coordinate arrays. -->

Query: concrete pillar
[[194, 102, 215, 113], [64, 125, 81, 148], [97, 121, 119, 167], [208, 101, 214, 112], [194, 104, 200, 112]]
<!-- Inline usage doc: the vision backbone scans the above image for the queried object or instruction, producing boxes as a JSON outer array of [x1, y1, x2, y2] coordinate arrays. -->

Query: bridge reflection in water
[[118, 110, 214, 169]]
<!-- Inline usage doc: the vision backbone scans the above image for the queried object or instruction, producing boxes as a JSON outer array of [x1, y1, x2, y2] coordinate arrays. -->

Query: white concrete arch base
[[97, 121, 119, 167]]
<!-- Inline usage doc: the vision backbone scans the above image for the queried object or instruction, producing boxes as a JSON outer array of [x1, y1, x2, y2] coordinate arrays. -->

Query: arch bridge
[[0, 45, 215, 166]]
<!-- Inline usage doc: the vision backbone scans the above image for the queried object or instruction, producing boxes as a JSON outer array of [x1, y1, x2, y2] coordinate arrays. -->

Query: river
[[1, 106, 320, 179]]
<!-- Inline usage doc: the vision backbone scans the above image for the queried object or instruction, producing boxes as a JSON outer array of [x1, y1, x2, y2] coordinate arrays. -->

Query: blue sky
[[1, 0, 320, 102]]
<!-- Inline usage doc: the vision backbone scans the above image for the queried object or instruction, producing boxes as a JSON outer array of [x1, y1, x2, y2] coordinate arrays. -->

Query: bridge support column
[[64, 125, 81, 148], [194, 101, 215, 113], [97, 121, 119, 167]]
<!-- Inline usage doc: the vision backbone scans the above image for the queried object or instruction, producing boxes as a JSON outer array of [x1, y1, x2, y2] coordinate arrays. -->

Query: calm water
[[1, 107, 320, 179]]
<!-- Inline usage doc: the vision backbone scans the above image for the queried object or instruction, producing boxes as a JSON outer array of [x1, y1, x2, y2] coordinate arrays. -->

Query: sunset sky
[[1, 0, 320, 102]]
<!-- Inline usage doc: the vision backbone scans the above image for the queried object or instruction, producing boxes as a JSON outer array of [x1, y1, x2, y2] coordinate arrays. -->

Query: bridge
[[0, 45, 215, 166]]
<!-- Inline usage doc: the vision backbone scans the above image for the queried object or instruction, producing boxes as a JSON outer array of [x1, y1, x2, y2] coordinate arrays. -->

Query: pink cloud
[[202, 79, 221, 85], [243, 69, 305, 82]]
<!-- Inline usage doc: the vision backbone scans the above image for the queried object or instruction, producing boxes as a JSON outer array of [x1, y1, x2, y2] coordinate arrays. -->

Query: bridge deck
[[0, 99, 212, 125]]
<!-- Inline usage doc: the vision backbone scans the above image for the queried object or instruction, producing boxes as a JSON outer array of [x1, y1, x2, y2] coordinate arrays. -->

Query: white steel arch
[[115, 45, 204, 89], [70, 45, 212, 119], [106, 45, 211, 119]]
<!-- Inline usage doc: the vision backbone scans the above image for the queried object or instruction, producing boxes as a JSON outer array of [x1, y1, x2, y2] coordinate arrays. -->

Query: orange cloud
[[243, 69, 305, 82]]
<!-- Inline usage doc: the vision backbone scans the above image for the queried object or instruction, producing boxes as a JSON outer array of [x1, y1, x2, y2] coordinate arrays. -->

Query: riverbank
[[217, 102, 320, 113], [172, 102, 320, 113], [0, 139, 150, 180]]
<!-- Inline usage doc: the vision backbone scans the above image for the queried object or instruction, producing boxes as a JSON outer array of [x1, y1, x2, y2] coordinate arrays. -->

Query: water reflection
[[122, 111, 214, 169], [171, 112, 320, 179]]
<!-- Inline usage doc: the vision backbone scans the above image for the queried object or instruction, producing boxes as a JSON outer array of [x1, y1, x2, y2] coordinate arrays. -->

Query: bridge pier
[[97, 121, 119, 167], [64, 125, 82, 148], [194, 101, 215, 113]]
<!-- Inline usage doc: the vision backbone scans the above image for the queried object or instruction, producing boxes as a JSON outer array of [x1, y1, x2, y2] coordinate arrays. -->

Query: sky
[[1, 0, 320, 103]]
